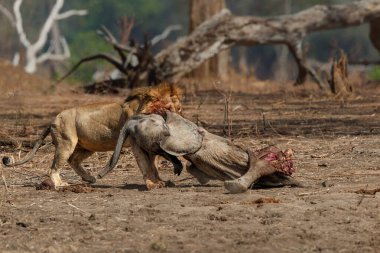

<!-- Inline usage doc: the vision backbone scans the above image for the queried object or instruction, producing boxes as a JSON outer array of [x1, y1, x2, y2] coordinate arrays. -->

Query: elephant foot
[[224, 178, 250, 194]]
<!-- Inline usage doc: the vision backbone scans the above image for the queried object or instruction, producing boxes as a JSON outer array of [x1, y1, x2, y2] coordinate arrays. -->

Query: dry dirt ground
[[0, 70, 380, 252]]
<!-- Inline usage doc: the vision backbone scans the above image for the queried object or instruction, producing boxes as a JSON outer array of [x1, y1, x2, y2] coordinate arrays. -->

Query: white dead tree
[[0, 0, 87, 73]]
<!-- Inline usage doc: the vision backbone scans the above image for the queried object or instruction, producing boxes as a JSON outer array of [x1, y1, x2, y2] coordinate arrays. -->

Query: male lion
[[98, 112, 300, 193], [2, 83, 183, 189]]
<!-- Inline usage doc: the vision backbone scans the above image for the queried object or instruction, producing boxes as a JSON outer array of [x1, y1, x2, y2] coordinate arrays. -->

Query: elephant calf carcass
[[98, 112, 299, 193]]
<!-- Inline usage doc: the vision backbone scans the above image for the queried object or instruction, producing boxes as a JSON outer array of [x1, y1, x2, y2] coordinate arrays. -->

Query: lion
[[2, 83, 183, 189], [98, 112, 300, 193]]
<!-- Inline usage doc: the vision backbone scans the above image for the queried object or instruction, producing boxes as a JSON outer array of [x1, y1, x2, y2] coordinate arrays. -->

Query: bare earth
[[1, 81, 380, 253]]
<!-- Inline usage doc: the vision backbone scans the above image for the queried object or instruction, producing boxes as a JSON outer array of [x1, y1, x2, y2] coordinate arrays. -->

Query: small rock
[[321, 181, 334, 187], [150, 241, 166, 252], [16, 221, 29, 228], [208, 214, 227, 222], [219, 216, 228, 222], [88, 214, 96, 221], [208, 214, 217, 221], [36, 178, 55, 190]]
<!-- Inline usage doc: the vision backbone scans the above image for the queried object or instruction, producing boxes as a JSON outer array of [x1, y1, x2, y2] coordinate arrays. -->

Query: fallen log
[[156, 0, 380, 89]]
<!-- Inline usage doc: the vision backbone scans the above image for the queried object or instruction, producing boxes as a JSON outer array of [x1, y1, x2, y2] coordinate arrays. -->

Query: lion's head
[[125, 83, 184, 116]]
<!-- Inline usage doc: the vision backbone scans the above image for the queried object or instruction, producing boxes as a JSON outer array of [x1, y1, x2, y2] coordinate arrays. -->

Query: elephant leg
[[130, 141, 165, 190], [224, 150, 279, 194], [161, 153, 183, 176], [186, 162, 214, 185]]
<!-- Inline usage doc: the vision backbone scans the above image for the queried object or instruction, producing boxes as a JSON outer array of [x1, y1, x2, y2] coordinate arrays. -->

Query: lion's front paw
[[146, 179, 166, 190], [54, 182, 69, 188]]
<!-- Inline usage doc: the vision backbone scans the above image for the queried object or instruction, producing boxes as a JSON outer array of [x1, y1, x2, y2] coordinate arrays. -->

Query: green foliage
[[63, 0, 172, 40], [67, 31, 114, 83], [368, 66, 380, 81]]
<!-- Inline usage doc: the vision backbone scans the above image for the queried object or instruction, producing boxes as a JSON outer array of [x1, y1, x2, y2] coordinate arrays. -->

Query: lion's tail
[[2, 125, 51, 167]]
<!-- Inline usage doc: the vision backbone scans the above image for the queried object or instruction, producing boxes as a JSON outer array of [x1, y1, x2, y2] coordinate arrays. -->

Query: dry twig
[[357, 184, 369, 206], [214, 82, 232, 137], [1, 165, 9, 192], [355, 186, 380, 196]]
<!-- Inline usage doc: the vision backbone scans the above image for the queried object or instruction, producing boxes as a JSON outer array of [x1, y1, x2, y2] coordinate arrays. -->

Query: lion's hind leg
[[50, 142, 76, 188], [49, 122, 77, 188], [68, 147, 96, 183]]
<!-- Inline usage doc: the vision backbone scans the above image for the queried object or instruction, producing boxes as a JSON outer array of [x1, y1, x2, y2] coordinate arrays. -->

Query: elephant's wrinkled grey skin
[[97, 114, 186, 189], [98, 112, 300, 193]]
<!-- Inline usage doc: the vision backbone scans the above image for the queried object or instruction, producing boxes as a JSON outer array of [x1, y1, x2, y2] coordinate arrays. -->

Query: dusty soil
[[1, 74, 380, 252]]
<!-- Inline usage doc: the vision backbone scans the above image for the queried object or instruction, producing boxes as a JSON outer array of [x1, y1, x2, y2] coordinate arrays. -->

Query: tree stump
[[329, 50, 354, 97]]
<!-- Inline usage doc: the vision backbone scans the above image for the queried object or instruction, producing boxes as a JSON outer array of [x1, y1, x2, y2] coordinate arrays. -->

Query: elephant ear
[[160, 112, 203, 156]]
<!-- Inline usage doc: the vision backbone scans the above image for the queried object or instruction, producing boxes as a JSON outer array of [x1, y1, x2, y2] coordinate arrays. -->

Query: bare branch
[[36, 37, 70, 63], [99, 25, 118, 44], [0, 3, 15, 26], [55, 9, 88, 20], [13, 0, 31, 47], [32, 0, 64, 56], [151, 24, 182, 46], [56, 54, 125, 84], [96, 26, 141, 69], [97, 26, 135, 52]]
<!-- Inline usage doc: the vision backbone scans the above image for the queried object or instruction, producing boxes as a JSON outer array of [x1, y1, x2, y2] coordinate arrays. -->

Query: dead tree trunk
[[155, 0, 380, 89], [189, 0, 229, 80], [370, 17, 380, 53], [275, 0, 292, 81]]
